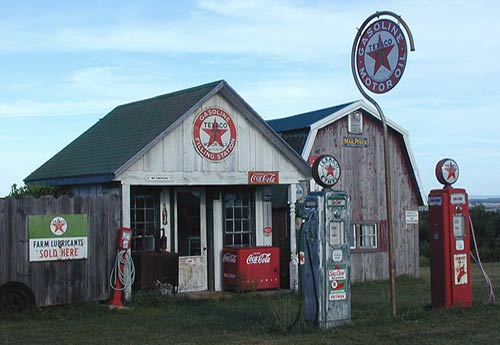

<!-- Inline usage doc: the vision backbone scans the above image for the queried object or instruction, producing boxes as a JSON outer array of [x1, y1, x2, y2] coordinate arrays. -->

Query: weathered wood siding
[[120, 94, 304, 185], [310, 112, 420, 282], [0, 194, 121, 307]]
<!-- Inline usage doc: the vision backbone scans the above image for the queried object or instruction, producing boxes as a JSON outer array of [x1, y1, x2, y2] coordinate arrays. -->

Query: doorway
[[175, 189, 208, 292]]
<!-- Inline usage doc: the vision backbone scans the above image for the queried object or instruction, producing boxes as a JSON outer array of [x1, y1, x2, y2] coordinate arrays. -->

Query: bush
[[9, 184, 63, 199]]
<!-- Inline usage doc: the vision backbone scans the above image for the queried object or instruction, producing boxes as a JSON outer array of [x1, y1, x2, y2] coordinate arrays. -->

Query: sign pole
[[351, 11, 415, 319]]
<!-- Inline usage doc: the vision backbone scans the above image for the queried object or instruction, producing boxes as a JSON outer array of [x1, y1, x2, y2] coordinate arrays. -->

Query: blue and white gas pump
[[300, 155, 352, 329]]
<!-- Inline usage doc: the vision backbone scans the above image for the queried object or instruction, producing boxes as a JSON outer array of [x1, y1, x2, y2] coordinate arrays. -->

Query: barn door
[[175, 189, 208, 292]]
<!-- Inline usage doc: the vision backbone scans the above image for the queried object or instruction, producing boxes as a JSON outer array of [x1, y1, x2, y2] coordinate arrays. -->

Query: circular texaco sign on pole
[[311, 154, 341, 188], [356, 19, 408, 94], [351, 11, 415, 320], [435, 158, 459, 185]]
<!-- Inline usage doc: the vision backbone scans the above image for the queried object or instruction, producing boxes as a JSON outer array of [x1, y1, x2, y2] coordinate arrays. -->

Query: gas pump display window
[[329, 221, 345, 246], [453, 214, 465, 238]]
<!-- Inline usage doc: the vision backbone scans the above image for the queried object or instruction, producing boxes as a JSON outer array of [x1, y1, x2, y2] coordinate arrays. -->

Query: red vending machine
[[428, 158, 472, 309], [222, 246, 280, 291]]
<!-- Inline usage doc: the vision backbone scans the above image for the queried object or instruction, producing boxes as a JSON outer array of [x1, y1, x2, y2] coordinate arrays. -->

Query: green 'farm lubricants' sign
[[28, 214, 88, 262]]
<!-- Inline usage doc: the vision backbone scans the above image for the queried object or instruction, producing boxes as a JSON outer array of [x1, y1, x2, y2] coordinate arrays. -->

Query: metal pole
[[350, 11, 415, 319]]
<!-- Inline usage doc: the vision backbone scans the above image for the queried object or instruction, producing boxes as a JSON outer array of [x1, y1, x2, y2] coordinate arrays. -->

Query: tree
[[419, 205, 500, 262]]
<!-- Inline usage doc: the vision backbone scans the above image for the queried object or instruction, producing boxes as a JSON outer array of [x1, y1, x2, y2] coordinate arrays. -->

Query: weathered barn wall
[[310, 111, 420, 281]]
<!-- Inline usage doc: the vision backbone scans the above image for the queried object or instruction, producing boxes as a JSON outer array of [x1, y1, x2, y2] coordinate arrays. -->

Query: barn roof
[[267, 99, 426, 205], [25, 80, 311, 186], [267, 101, 355, 133]]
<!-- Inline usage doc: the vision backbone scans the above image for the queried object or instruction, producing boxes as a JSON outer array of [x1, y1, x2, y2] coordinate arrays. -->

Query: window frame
[[130, 188, 159, 252], [222, 190, 255, 247], [359, 224, 378, 249], [351, 221, 386, 252]]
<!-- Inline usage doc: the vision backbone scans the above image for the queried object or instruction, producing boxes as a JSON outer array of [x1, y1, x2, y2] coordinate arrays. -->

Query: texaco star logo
[[193, 107, 237, 162], [356, 19, 408, 94], [435, 158, 459, 185], [50, 216, 68, 236]]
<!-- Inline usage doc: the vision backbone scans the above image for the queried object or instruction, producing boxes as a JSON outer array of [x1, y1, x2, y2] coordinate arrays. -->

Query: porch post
[[121, 182, 132, 301], [288, 184, 298, 290], [121, 182, 131, 228]]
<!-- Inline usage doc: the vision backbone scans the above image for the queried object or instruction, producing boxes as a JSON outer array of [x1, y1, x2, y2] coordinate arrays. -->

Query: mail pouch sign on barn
[[28, 214, 89, 262]]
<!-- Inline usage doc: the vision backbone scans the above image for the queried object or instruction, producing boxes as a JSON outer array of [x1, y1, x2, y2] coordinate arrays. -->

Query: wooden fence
[[0, 194, 121, 307]]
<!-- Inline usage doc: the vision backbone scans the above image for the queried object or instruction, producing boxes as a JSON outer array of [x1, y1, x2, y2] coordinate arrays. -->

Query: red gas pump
[[428, 159, 472, 309], [109, 227, 135, 308]]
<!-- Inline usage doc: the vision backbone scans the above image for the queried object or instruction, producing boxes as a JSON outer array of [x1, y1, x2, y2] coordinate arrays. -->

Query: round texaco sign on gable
[[356, 19, 408, 94], [192, 107, 237, 162]]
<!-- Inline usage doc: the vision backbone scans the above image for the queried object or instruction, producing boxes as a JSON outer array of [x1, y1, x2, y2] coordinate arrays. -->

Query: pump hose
[[305, 227, 320, 325], [109, 249, 136, 291], [287, 210, 319, 330], [303, 210, 320, 325], [287, 219, 306, 331], [469, 216, 496, 304]]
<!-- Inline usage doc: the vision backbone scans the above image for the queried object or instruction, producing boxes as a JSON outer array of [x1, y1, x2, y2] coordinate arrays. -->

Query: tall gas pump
[[428, 158, 472, 309], [300, 155, 351, 329]]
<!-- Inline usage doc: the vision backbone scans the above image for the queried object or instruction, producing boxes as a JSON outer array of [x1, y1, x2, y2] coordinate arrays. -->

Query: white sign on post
[[405, 210, 419, 224]]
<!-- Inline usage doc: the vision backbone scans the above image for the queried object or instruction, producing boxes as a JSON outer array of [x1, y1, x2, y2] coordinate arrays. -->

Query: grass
[[1, 263, 499, 345]]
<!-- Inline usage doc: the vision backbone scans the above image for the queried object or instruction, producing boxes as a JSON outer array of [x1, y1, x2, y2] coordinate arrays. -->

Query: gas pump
[[300, 155, 351, 329], [109, 227, 135, 308], [428, 158, 472, 309]]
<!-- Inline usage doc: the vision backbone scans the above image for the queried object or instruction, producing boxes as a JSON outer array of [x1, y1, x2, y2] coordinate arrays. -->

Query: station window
[[130, 188, 159, 252], [351, 223, 380, 250], [223, 191, 255, 247]]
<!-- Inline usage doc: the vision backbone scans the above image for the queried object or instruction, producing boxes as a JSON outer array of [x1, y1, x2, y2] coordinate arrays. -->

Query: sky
[[1, 0, 499, 198]]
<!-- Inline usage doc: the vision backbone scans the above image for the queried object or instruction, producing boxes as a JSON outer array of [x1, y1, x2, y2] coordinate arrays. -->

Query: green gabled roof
[[25, 80, 223, 185]]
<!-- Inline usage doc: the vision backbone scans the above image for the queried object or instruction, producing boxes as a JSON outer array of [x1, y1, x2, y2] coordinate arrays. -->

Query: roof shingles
[[25, 80, 222, 184], [267, 101, 355, 133]]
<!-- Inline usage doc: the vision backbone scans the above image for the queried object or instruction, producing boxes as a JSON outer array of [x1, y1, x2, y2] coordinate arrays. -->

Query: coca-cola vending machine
[[222, 246, 280, 291]]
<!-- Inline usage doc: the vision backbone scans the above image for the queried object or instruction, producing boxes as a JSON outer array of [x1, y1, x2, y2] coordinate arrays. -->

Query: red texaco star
[[52, 219, 65, 233], [444, 163, 457, 180], [325, 164, 335, 177], [367, 34, 394, 75], [202, 119, 228, 147]]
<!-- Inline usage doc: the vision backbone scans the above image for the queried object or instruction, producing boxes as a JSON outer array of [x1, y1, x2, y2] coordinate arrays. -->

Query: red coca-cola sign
[[263, 226, 272, 236], [248, 171, 279, 185], [246, 252, 272, 264], [222, 253, 237, 263]]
